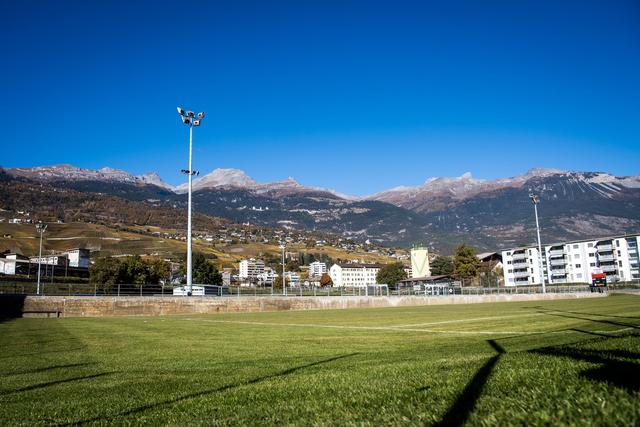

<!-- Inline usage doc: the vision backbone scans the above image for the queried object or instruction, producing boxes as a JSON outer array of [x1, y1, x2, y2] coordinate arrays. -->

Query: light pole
[[35, 222, 47, 295], [529, 192, 546, 293], [177, 107, 205, 296], [280, 243, 286, 296]]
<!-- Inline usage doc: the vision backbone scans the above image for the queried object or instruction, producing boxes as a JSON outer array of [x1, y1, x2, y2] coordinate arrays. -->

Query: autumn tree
[[319, 273, 333, 287]]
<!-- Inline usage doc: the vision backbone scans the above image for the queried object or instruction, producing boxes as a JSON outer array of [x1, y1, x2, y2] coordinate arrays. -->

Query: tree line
[[375, 244, 501, 287]]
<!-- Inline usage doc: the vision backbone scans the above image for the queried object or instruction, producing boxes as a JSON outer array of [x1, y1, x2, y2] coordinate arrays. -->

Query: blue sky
[[1, 0, 639, 195]]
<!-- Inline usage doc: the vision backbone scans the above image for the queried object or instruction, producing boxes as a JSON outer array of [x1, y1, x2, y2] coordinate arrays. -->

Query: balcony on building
[[597, 243, 614, 252], [511, 252, 527, 261], [598, 254, 615, 262], [601, 264, 617, 272], [548, 248, 565, 258], [549, 258, 566, 266], [513, 270, 530, 278]]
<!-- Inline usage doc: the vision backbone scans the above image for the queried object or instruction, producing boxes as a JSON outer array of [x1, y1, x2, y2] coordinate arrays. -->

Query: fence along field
[[0, 294, 638, 425]]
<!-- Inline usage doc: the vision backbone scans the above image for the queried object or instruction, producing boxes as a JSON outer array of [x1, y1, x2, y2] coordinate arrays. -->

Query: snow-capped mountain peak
[[137, 172, 174, 190], [174, 168, 258, 193]]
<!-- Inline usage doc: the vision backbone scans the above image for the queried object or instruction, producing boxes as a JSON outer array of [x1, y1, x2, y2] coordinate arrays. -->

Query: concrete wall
[[0, 292, 607, 318]]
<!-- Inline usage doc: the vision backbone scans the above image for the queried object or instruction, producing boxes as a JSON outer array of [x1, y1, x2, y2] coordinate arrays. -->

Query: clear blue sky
[[2, 0, 639, 195]]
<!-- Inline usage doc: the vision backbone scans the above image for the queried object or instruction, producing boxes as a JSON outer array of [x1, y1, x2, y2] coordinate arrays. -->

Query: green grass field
[[1, 294, 639, 426]]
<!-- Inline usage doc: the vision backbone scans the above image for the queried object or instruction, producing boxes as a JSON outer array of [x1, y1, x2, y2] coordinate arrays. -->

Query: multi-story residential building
[[239, 258, 265, 280], [308, 261, 327, 277], [502, 234, 640, 286], [329, 263, 384, 287]]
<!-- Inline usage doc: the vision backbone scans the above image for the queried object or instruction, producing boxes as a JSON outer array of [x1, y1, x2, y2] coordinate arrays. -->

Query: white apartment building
[[502, 234, 640, 286], [239, 258, 265, 279], [308, 261, 327, 277], [329, 263, 383, 287]]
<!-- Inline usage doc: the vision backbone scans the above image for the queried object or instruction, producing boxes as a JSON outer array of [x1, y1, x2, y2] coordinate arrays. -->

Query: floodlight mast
[[177, 107, 205, 296], [529, 192, 546, 294], [280, 243, 286, 295], [35, 222, 47, 295]]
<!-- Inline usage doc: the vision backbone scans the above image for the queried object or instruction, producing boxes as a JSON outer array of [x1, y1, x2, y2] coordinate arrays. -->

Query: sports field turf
[[1, 294, 639, 426]]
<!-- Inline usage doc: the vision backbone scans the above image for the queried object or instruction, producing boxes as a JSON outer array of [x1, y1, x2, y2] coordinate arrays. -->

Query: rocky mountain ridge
[[3, 164, 639, 252]]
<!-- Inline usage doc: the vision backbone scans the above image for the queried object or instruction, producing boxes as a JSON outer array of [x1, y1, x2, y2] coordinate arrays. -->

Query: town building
[[329, 263, 384, 287], [239, 258, 265, 280], [257, 267, 278, 286], [502, 234, 640, 286], [0, 253, 30, 275], [284, 271, 300, 287], [308, 261, 327, 277]]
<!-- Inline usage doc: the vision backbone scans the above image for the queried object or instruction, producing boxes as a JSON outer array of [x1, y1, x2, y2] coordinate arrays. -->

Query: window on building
[[575, 264, 581, 268], [590, 263, 596, 267], [529, 249, 532, 255], [506, 251, 511, 256], [574, 254, 580, 259], [616, 240, 620, 247], [508, 269, 513, 273], [587, 243, 593, 248], [573, 244, 579, 249], [531, 268, 534, 273], [617, 250, 621, 256], [507, 260, 512, 265], [619, 261, 623, 267], [576, 273, 582, 279], [589, 253, 595, 257]]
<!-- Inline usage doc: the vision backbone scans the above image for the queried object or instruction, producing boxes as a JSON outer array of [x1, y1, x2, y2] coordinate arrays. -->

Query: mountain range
[[3, 164, 640, 253]]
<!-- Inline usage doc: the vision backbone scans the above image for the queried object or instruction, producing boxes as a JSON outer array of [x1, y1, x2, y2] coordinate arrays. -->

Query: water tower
[[410, 246, 431, 278]]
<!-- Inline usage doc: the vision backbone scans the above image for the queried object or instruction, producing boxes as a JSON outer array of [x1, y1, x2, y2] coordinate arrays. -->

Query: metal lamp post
[[35, 222, 47, 295], [529, 193, 546, 293], [177, 107, 205, 296], [280, 243, 286, 296]]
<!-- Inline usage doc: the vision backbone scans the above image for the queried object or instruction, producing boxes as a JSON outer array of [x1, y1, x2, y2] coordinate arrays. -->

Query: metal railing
[[2, 281, 638, 298]]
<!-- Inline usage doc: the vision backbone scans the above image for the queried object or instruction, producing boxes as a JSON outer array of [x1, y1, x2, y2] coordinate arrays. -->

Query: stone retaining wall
[[1, 292, 607, 318]]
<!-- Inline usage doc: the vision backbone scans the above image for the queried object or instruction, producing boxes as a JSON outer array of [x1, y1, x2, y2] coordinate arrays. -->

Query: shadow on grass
[[1, 372, 112, 395], [531, 340, 640, 392], [58, 353, 360, 426], [0, 362, 91, 377], [433, 340, 505, 427], [0, 295, 26, 323], [0, 347, 87, 360], [536, 309, 639, 331]]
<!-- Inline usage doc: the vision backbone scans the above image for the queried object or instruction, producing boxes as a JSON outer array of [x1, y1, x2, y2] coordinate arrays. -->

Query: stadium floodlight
[[280, 242, 286, 296], [529, 192, 546, 294], [177, 106, 205, 296], [197, 112, 205, 119], [35, 222, 48, 295]]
